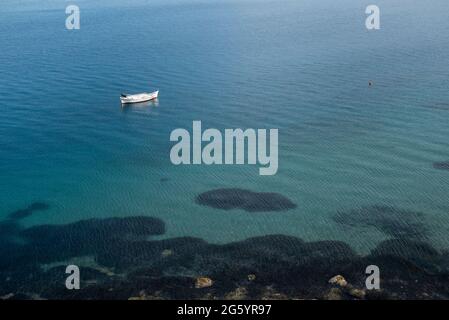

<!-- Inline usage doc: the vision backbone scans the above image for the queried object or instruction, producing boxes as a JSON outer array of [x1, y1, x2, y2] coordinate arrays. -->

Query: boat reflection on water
[[120, 99, 159, 112]]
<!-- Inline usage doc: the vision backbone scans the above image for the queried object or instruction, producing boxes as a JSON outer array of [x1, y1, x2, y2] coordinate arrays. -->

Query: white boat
[[120, 90, 159, 104]]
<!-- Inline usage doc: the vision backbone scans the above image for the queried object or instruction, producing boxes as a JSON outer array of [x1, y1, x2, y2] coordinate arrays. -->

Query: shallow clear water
[[1, 0, 449, 255]]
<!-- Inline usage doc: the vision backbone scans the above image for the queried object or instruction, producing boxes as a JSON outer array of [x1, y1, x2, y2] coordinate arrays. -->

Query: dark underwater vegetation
[[333, 205, 429, 240], [433, 161, 449, 170], [1, 203, 449, 300], [195, 188, 297, 212], [7, 202, 50, 220]]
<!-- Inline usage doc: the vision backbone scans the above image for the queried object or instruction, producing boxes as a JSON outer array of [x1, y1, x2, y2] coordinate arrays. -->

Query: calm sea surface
[[1, 0, 449, 254]]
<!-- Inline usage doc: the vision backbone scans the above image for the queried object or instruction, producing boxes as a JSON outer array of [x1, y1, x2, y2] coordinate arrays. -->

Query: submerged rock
[[161, 249, 173, 258], [248, 274, 256, 281], [0, 293, 14, 300], [195, 188, 297, 212], [2, 213, 449, 300], [224, 287, 247, 300], [260, 286, 289, 300], [128, 290, 164, 300], [323, 288, 343, 300], [349, 288, 366, 299], [328, 275, 347, 287], [195, 277, 213, 289]]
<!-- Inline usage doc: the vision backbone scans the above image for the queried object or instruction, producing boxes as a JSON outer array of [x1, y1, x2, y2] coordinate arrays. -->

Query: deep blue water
[[1, 0, 449, 257]]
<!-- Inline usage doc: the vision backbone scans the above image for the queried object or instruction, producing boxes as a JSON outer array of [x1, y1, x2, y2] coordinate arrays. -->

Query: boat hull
[[120, 91, 159, 104]]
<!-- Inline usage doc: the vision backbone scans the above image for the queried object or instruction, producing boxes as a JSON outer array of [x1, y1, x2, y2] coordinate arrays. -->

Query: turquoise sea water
[[1, 0, 449, 258]]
